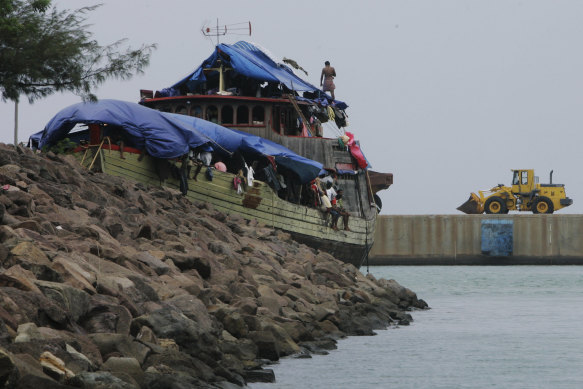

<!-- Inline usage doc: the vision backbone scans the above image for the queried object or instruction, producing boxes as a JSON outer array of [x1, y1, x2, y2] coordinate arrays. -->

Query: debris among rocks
[[0, 143, 428, 387]]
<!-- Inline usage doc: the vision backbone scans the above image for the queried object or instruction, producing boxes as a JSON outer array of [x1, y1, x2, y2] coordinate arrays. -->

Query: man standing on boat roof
[[320, 61, 336, 100]]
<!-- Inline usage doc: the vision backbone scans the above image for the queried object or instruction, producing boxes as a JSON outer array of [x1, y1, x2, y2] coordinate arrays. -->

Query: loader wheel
[[484, 196, 507, 214], [532, 196, 554, 214]]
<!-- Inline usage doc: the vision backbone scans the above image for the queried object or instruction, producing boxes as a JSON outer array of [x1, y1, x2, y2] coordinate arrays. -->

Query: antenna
[[201, 19, 252, 45]]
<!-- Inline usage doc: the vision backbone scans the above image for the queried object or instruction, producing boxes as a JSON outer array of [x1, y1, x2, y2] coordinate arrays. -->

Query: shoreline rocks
[[0, 143, 428, 388]]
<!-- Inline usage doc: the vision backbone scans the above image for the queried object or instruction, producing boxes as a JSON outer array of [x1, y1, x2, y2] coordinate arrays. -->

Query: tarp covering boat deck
[[38, 99, 208, 159], [35, 99, 323, 182], [169, 113, 323, 182], [165, 41, 347, 110], [172, 41, 319, 93]]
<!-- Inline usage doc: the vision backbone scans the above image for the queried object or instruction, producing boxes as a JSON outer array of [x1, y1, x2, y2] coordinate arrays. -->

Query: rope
[[365, 221, 370, 273]]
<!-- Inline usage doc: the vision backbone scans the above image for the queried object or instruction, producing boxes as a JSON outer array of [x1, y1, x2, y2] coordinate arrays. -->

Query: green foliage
[[0, 0, 156, 103], [41, 137, 77, 154]]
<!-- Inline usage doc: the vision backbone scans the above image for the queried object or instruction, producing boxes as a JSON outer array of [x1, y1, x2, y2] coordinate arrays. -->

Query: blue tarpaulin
[[36, 99, 323, 183], [168, 113, 323, 183], [173, 41, 318, 92], [38, 99, 211, 159], [168, 41, 348, 109]]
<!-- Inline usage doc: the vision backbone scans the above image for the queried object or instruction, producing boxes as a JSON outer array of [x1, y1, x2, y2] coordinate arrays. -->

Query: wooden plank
[[98, 152, 373, 246]]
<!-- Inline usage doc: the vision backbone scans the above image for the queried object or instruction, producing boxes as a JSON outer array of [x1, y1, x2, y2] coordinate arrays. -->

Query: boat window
[[221, 105, 234, 124], [190, 105, 202, 118], [175, 105, 187, 115], [206, 105, 218, 123], [237, 106, 249, 124], [282, 108, 299, 136], [252, 106, 264, 125]]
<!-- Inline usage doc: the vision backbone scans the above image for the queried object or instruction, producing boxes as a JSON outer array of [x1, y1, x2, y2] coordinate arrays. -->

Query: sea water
[[250, 266, 583, 389]]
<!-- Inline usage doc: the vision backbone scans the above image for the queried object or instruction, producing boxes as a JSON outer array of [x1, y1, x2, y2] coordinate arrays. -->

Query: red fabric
[[300, 122, 309, 137], [344, 131, 368, 169], [310, 182, 321, 207], [233, 176, 242, 189], [266, 156, 277, 171]]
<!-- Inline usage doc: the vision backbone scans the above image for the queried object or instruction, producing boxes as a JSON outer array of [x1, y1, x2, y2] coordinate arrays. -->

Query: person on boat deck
[[321, 172, 338, 191], [214, 158, 227, 172], [318, 182, 338, 227], [328, 198, 342, 231], [333, 189, 351, 231], [307, 178, 323, 208], [325, 181, 337, 202], [320, 61, 336, 100], [320, 191, 333, 213], [110, 132, 127, 159], [191, 144, 213, 181]]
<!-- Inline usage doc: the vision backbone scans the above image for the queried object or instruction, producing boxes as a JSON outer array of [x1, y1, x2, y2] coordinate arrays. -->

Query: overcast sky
[[2, 0, 582, 215]]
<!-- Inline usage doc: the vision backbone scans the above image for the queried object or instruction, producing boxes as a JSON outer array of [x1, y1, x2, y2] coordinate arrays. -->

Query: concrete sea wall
[[369, 214, 583, 265]]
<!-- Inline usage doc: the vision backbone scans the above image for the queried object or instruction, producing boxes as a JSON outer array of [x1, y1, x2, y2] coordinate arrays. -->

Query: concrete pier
[[369, 214, 583, 265]]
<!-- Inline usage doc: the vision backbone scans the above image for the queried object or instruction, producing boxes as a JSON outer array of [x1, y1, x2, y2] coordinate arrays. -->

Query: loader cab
[[511, 169, 536, 194]]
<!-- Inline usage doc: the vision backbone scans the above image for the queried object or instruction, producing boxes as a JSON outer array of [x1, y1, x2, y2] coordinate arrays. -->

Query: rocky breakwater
[[0, 143, 427, 388]]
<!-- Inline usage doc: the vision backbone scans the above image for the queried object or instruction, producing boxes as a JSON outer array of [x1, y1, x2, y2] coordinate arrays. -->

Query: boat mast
[[201, 20, 253, 92]]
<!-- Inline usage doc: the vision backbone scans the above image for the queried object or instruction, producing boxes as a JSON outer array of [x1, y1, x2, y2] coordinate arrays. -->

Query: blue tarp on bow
[[38, 99, 211, 159], [36, 99, 322, 183]]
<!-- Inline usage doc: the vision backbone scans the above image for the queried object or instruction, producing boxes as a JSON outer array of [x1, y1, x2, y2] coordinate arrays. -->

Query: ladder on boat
[[287, 95, 312, 137], [80, 137, 111, 171]]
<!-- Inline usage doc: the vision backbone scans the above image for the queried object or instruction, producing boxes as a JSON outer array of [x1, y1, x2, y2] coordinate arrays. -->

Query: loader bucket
[[457, 193, 483, 214]]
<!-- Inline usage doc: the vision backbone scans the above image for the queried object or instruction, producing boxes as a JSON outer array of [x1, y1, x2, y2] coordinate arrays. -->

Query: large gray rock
[[88, 333, 150, 365], [67, 371, 137, 388], [14, 322, 43, 343], [130, 306, 221, 365], [35, 280, 91, 321], [0, 349, 69, 389], [102, 356, 143, 387], [81, 295, 132, 335], [247, 331, 280, 361]]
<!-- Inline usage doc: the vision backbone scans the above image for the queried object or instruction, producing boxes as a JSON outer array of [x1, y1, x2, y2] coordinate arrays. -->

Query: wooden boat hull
[[89, 148, 376, 268]]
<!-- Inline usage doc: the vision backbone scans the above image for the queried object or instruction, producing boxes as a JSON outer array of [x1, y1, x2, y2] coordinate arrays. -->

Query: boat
[[33, 41, 392, 268]]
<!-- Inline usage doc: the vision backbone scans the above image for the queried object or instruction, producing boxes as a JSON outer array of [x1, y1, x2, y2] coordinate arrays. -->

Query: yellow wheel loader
[[458, 169, 573, 215]]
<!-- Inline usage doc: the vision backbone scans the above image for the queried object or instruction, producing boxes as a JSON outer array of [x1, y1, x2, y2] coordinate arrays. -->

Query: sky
[[2, 0, 582, 215]]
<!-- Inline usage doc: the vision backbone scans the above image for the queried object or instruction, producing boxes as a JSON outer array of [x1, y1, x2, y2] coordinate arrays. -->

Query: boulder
[[50, 255, 97, 294], [81, 297, 132, 335], [142, 348, 217, 383], [35, 327, 103, 368], [0, 287, 69, 328], [102, 357, 143, 387], [165, 295, 214, 334], [130, 306, 221, 364], [88, 333, 150, 365], [1, 350, 69, 389], [0, 265, 41, 294], [8, 242, 61, 281], [34, 280, 91, 321], [247, 331, 279, 361], [67, 371, 137, 389], [133, 251, 170, 276], [14, 322, 43, 343], [168, 253, 211, 279], [39, 351, 75, 382]]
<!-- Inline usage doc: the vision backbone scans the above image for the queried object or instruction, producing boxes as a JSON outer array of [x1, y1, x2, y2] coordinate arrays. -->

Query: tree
[[0, 0, 156, 102]]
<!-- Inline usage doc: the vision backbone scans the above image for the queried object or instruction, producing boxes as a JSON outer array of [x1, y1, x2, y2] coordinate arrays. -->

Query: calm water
[[251, 266, 583, 389]]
